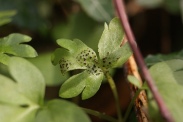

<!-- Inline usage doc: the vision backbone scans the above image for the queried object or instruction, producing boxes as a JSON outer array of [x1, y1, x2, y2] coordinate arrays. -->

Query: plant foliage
[[75, 0, 115, 22], [52, 18, 132, 100], [148, 59, 183, 121], [0, 10, 16, 26], [0, 33, 37, 65], [0, 57, 90, 122]]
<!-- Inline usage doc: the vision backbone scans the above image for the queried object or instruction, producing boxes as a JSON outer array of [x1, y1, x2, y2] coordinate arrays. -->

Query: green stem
[[124, 89, 141, 122], [104, 71, 124, 122], [81, 107, 118, 122]]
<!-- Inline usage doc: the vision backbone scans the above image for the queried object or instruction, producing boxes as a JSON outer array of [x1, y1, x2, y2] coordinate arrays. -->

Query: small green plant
[[52, 18, 132, 121], [1, 5, 183, 122], [52, 18, 131, 99]]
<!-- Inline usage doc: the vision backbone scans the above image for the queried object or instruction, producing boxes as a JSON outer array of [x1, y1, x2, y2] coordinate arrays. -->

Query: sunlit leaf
[[35, 99, 91, 122], [0, 33, 37, 65], [76, 0, 114, 22], [148, 59, 183, 121]]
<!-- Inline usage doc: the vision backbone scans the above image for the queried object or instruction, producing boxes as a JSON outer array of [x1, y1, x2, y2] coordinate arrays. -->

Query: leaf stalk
[[104, 71, 124, 122], [81, 107, 118, 122]]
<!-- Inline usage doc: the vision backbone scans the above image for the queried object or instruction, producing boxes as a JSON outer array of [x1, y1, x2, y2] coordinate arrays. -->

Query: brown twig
[[113, 0, 174, 122], [122, 36, 148, 122], [126, 55, 148, 122]]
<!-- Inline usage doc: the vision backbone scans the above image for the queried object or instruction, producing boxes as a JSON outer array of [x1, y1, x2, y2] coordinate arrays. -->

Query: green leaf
[[145, 50, 183, 66], [0, 74, 30, 105], [52, 39, 105, 99], [127, 75, 141, 88], [0, 57, 45, 122], [75, 0, 114, 22], [52, 39, 99, 73], [136, 0, 163, 8], [51, 12, 102, 52], [28, 52, 69, 86], [0, 33, 38, 65], [98, 18, 131, 68], [60, 71, 103, 100], [35, 99, 91, 122], [0, 10, 16, 26], [0, 104, 38, 122], [9, 57, 45, 105], [148, 59, 183, 121], [108, 43, 132, 68]]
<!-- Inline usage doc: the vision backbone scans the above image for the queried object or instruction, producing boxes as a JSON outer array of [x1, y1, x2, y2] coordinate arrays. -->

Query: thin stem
[[81, 107, 118, 122], [113, 0, 174, 122], [124, 89, 141, 122], [104, 71, 124, 122]]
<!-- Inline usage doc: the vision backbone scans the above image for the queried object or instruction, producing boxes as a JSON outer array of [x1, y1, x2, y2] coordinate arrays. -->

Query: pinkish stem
[[113, 0, 174, 121]]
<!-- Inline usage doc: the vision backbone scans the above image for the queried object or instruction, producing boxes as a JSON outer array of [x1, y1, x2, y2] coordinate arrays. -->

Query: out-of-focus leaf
[[0, 74, 30, 105], [145, 50, 183, 66], [0, 0, 50, 31], [148, 59, 183, 121], [9, 57, 45, 105], [35, 99, 91, 122], [136, 0, 163, 8], [28, 52, 69, 86], [0, 33, 37, 65], [75, 0, 114, 22], [0, 104, 38, 122], [0, 57, 45, 122], [52, 12, 103, 52], [0, 10, 16, 26], [137, 0, 180, 14], [164, 0, 180, 13]]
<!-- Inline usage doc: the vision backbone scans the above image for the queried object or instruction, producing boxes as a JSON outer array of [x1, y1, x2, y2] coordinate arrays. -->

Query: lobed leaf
[[0, 33, 37, 65], [98, 18, 131, 68], [52, 38, 105, 99], [35, 99, 91, 122], [52, 39, 99, 74], [98, 18, 124, 59], [59, 71, 103, 100]]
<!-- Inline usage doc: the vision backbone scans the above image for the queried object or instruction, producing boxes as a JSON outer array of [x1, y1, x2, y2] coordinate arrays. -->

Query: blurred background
[[0, 0, 183, 121]]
